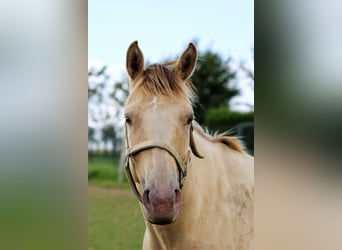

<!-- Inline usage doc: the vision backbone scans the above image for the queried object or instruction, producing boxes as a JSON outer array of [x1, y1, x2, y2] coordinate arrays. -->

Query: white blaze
[[151, 96, 158, 110]]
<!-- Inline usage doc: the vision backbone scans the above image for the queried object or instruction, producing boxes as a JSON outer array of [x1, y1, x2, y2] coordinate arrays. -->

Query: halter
[[124, 123, 203, 202]]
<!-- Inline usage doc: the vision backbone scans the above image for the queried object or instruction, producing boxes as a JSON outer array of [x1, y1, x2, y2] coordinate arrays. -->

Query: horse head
[[124, 41, 200, 225]]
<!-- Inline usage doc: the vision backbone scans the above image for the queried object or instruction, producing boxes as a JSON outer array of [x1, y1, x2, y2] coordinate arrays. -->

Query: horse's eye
[[186, 116, 194, 125], [125, 116, 132, 125]]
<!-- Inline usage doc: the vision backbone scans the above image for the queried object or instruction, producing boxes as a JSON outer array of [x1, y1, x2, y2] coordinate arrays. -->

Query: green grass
[[88, 155, 145, 250], [88, 155, 129, 188], [89, 179, 130, 189], [88, 187, 145, 250]]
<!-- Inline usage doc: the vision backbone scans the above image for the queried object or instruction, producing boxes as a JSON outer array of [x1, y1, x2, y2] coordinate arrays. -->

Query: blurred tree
[[241, 63, 254, 87], [88, 126, 96, 161], [88, 65, 121, 159], [241, 48, 254, 85], [88, 127, 96, 143], [88, 65, 108, 126], [191, 50, 239, 124], [238, 48, 254, 111], [88, 66, 107, 101], [88, 65, 127, 145], [101, 124, 117, 157], [110, 79, 129, 109]]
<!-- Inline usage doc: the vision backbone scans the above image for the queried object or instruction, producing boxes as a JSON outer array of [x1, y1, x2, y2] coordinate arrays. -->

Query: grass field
[[88, 156, 145, 250], [88, 155, 130, 189]]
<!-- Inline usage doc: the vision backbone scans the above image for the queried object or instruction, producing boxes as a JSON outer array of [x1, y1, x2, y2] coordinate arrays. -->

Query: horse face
[[125, 41, 197, 225], [125, 97, 193, 225]]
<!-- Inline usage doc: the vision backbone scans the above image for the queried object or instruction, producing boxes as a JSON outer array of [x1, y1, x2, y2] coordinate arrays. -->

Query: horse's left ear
[[175, 43, 198, 81]]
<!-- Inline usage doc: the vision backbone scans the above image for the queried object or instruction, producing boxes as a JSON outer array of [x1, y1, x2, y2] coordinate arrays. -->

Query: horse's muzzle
[[142, 188, 182, 225]]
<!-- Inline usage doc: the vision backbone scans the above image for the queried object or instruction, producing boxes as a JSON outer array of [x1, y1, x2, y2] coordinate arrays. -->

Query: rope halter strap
[[124, 123, 196, 202]]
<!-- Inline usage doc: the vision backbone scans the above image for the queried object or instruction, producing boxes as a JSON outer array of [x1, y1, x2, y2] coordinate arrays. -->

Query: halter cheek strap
[[124, 123, 203, 202]]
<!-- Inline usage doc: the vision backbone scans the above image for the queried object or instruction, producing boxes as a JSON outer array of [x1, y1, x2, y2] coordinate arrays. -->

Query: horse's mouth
[[142, 189, 182, 225], [147, 209, 179, 225]]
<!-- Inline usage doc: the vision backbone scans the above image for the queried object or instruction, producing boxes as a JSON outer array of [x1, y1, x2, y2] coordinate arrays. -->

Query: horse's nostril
[[174, 189, 182, 206], [143, 189, 151, 205]]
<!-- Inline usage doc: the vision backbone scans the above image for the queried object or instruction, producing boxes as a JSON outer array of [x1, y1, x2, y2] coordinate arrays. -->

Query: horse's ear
[[126, 41, 144, 81], [175, 43, 198, 81]]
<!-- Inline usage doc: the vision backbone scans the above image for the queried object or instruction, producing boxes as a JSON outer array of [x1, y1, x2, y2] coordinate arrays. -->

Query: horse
[[124, 41, 254, 250]]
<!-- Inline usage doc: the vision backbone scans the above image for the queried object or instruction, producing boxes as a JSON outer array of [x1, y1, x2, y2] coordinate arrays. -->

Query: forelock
[[132, 63, 196, 104]]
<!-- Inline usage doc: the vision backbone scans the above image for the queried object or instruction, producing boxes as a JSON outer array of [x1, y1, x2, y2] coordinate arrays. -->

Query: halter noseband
[[124, 123, 203, 202]]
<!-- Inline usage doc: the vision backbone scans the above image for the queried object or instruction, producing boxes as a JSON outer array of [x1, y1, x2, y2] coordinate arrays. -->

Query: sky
[[88, 0, 254, 111]]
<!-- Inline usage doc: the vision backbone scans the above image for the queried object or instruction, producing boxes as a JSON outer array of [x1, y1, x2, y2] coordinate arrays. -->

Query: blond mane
[[192, 121, 245, 153]]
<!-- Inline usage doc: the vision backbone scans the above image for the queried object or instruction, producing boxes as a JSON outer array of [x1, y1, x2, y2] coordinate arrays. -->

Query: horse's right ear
[[126, 41, 144, 81]]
